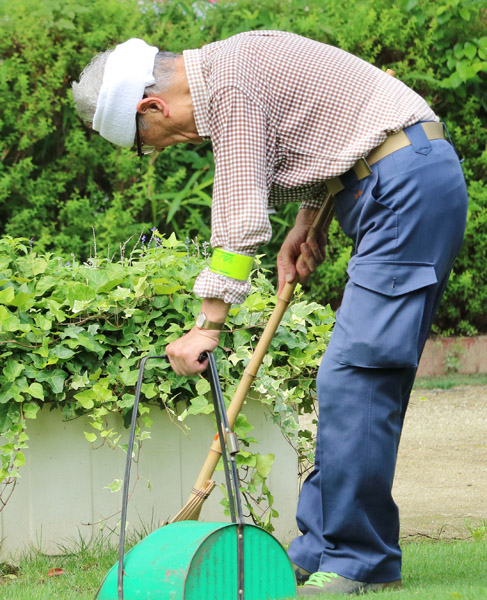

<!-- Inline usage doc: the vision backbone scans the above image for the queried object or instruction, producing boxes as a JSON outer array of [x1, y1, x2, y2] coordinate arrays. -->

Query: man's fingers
[[166, 330, 218, 376], [277, 249, 297, 294], [307, 236, 326, 264], [298, 238, 325, 277]]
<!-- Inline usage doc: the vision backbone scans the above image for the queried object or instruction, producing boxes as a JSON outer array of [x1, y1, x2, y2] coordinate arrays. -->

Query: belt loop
[[404, 122, 432, 156]]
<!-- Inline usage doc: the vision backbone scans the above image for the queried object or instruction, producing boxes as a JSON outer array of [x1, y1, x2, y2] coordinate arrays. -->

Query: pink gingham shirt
[[183, 31, 438, 304]]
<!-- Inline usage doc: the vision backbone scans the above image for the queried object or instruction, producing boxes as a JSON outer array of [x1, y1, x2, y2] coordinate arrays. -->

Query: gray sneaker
[[292, 563, 312, 584], [298, 572, 402, 596]]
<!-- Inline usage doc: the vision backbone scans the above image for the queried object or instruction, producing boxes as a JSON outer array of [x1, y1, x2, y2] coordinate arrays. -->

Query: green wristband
[[209, 249, 254, 281]]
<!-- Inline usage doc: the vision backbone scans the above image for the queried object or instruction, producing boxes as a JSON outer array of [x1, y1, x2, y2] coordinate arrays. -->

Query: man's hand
[[277, 208, 326, 294], [166, 297, 230, 376], [166, 327, 220, 376]]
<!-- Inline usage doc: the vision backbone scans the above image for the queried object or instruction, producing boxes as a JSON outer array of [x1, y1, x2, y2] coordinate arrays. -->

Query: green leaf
[[0, 403, 19, 432], [185, 395, 213, 416], [141, 383, 157, 399], [65, 331, 105, 355], [118, 394, 135, 408], [3, 359, 24, 382], [74, 389, 96, 409], [0, 306, 21, 332], [36, 369, 68, 395], [456, 60, 477, 82], [120, 369, 139, 386], [52, 345, 76, 360], [153, 282, 181, 295], [14, 451, 26, 467], [81, 268, 109, 290], [67, 283, 96, 311], [34, 314, 52, 331], [234, 414, 254, 438], [27, 383, 44, 401], [23, 402, 40, 419], [196, 378, 211, 396], [92, 382, 114, 403], [70, 372, 90, 390], [254, 454, 275, 478], [110, 287, 132, 301], [134, 276, 148, 298], [10, 291, 35, 309], [0, 287, 15, 304], [30, 258, 48, 276], [463, 41, 477, 61], [84, 432, 97, 443], [36, 276, 58, 295], [104, 479, 122, 493]]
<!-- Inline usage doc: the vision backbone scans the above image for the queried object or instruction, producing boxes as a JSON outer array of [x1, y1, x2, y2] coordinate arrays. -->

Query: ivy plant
[[0, 234, 334, 530]]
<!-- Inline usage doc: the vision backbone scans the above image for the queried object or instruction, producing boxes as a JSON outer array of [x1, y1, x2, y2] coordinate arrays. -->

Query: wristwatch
[[195, 312, 225, 331]]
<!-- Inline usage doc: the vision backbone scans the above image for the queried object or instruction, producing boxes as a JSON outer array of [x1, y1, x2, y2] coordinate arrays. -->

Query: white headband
[[93, 38, 159, 147]]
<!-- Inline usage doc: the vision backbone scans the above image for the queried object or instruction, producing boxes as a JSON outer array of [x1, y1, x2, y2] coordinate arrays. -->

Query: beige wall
[[1, 401, 298, 559], [417, 335, 487, 377]]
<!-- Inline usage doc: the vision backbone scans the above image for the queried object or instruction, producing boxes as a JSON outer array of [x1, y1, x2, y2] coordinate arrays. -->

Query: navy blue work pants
[[288, 123, 468, 583]]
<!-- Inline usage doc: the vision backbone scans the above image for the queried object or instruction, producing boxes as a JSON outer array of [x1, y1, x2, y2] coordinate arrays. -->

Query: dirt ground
[[393, 385, 487, 540], [300, 385, 487, 540]]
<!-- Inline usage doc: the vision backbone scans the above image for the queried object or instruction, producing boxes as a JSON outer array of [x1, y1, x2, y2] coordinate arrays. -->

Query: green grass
[[414, 372, 487, 390], [0, 536, 119, 600], [297, 539, 487, 599], [1, 537, 486, 599]]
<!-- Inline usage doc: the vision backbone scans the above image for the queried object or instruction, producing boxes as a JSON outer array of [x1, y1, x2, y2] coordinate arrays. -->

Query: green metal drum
[[96, 521, 297, 599]]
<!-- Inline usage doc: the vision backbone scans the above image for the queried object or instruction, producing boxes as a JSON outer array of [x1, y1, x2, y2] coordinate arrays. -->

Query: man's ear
[[136, 96, 170, 117]]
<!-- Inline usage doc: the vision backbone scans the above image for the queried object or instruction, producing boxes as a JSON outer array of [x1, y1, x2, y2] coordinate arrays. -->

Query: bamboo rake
[[169, 192, 335, 523]]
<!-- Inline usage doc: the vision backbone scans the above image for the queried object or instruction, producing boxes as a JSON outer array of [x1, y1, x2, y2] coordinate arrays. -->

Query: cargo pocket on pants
[[337, 261, 438, 368]]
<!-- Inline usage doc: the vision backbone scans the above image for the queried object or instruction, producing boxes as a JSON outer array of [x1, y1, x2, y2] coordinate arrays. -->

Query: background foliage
[[0, 235, 333, 526], [0, 0, 486, 334]]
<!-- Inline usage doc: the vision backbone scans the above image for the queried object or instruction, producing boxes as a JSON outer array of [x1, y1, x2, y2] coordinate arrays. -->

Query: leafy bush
[[1, 0, 485, 333], [0, 235, 334, 527]]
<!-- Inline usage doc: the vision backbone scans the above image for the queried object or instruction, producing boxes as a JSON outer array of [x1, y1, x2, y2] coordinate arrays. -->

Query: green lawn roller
[[95, 353, 297, 600]]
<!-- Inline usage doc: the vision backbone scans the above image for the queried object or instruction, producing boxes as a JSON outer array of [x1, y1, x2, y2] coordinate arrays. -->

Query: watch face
[[196, 312, 206, 328]]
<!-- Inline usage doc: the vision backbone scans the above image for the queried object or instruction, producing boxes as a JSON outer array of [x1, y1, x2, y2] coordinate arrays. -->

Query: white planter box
[[1, 400, 298, 559]]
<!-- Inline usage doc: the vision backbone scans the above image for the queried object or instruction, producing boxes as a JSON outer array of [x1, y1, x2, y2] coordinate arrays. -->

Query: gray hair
[[72, 49, 179, 125]]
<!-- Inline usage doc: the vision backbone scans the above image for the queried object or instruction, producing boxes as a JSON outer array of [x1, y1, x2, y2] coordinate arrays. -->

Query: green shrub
[[0, 0, 485, 328], [0, 235, 334, 527]]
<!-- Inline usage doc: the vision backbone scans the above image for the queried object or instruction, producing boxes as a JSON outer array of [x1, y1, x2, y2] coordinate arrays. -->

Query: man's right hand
[[277, 208, 326, 294]]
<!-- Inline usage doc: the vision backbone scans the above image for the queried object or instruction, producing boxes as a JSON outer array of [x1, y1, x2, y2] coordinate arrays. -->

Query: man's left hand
[[166, 327, 220, 375]]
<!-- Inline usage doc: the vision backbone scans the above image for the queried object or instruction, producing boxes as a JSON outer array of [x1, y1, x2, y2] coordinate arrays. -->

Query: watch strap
[[196, 312, 225, 331]]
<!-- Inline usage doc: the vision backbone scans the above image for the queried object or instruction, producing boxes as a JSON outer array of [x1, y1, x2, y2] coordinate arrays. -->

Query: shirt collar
[[183, 49, 210, 138]]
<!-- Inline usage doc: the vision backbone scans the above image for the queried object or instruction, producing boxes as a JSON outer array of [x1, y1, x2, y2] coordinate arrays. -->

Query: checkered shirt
[[183, 31, 438, 304]]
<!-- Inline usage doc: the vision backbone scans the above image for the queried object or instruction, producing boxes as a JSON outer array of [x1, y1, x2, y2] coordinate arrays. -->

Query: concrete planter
[[1, 401, 298, 559]]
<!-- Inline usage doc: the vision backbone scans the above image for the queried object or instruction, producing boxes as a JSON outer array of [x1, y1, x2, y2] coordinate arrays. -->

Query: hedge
[[0, 234, 334, 526], [0, 0, 486, 334]]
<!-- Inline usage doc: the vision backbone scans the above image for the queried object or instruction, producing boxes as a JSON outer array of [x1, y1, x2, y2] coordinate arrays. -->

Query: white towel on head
[[93, 38, 159, 147]]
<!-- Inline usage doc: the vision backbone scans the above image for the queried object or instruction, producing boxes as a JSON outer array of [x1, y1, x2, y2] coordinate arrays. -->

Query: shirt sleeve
[[193, 86, 274, 305]]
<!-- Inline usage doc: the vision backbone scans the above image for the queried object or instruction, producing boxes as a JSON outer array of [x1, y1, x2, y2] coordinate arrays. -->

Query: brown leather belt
[[326, 121, 445, 196]]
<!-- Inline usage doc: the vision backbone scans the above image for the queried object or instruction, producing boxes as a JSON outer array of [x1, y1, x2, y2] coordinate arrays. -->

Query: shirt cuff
[[193, 267, 251, 305]]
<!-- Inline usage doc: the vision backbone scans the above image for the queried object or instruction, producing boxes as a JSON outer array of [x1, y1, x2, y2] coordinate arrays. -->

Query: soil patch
[[394, 385, 487, 540], [299, 385, 487, 540]]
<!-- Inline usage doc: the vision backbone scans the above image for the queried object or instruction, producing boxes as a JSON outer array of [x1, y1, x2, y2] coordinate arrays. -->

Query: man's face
[[135, 96, 204, 154]]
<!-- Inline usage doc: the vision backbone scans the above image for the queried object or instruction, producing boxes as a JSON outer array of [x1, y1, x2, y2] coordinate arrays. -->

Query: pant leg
[[288, 125, 468, 581]]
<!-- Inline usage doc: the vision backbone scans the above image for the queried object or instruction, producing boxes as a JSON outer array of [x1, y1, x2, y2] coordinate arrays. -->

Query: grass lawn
[[1, 537, 486, 599], [414, 372, 487, 390]]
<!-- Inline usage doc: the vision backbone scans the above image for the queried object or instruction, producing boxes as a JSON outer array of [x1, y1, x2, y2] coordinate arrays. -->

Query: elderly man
[[73, 31, 467, 595]]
